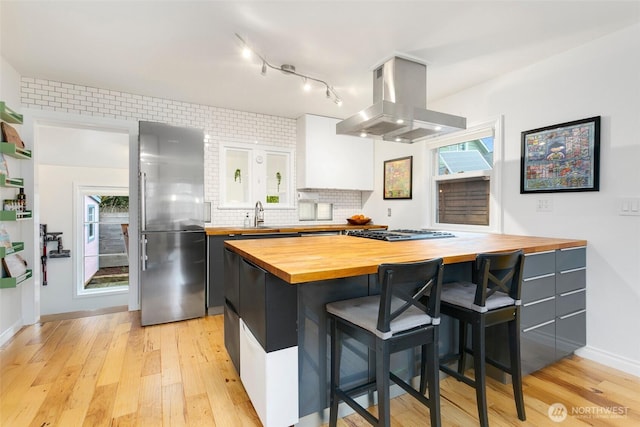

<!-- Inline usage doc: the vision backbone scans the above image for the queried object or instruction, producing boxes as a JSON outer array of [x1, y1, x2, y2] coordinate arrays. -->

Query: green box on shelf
[[0, 101, 23, 124], [0, 174, 24, 187], [0, 142, 31, 160], [0, 242, 24, 258], [0, 210, 32, 221], [0, 269, 33, 289]]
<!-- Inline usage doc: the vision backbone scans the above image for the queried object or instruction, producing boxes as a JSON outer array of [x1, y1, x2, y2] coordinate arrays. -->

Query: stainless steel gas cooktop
[[347, 229, 455, 241]]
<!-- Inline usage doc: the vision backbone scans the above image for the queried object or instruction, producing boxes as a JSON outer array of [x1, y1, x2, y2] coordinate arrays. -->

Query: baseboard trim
[[0, 319, 24, 348], [40, 305, 129, 323], [575, 346, 640, 378]]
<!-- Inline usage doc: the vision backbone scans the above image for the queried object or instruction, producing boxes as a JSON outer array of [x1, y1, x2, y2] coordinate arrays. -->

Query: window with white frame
[[428, 118, 502, 231], [219, 142, 294, 209]]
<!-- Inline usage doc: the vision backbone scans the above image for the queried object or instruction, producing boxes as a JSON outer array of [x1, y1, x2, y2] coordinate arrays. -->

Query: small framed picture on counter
[[521, 116, 600, 193], [384, 156, 413, 199]]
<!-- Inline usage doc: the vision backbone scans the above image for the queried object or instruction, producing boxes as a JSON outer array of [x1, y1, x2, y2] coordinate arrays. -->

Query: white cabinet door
[[297, 114, 374, 191], [240, 319, 299, 427]]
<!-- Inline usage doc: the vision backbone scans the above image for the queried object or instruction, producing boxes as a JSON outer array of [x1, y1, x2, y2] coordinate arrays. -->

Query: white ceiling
[[2, 1, 639, 120]]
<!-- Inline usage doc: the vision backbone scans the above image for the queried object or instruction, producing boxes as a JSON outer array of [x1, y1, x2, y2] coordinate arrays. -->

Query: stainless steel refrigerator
[[139, 121, 206, 326]]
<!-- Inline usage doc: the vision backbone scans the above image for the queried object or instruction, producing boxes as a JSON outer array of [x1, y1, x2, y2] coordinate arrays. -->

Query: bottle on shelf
[[16, 188, 26, 212]]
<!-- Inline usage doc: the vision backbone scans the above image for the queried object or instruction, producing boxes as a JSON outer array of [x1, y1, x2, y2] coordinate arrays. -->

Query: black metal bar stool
[[439, 250, 526, 427], [326, 258, 444, 427]]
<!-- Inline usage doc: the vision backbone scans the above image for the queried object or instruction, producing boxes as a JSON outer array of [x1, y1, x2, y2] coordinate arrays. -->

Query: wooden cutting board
[[1, 122, 25, 148]]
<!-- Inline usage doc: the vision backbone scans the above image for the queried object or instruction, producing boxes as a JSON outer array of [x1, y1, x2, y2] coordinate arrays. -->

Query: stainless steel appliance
[[336, 56, 466, 143], [347, 229, 455, 241], [139, 121, 205, 326]]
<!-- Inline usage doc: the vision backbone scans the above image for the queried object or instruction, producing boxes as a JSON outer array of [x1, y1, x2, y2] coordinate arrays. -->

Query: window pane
[[437, 178, 490, 226], [437, 136, 494, 175], [224, 148, 250, 205], [266, 152, 288, 204]]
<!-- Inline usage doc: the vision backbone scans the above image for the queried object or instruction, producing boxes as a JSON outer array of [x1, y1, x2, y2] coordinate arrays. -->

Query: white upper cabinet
[[296, 114, 374, 191]]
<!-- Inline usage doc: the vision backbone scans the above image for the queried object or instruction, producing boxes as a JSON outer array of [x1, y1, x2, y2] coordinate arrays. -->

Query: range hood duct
[[336, 56, 466, 143]]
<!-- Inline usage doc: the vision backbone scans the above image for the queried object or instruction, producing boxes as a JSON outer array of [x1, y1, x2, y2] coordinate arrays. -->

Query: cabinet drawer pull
[[242, 258, 267, 274], [523, 296, 555, 307], [559, 309, 586, 320], [560, 246, 586, 251], [523, 319, 555, 333], [525, 250, 555, 256], [523, 273, 555, 282], [559, 288, 586, 297], [560, 267, 586, 274]]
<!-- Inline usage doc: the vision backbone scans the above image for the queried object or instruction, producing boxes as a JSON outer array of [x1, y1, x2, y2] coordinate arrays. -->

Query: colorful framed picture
[[383, 156, 413, 199], [521, 116, 600, 193]]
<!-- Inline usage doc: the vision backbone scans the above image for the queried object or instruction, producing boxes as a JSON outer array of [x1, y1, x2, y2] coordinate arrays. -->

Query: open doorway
[[76, 189, 129, 294], [38, 124, 130, 315], [83, 195, 129, 290]]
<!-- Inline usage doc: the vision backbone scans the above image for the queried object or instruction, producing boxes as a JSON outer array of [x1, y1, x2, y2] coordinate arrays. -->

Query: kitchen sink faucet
[[254, 200, 264, 227]]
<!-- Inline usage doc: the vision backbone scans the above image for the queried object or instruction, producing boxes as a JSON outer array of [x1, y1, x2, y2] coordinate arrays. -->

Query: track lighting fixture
[[235, 33, 342, 106]]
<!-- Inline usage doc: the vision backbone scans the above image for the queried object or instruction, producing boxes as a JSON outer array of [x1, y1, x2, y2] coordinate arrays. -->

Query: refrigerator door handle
[[140, 171, 147, 230], [141, 236, 148, 271]]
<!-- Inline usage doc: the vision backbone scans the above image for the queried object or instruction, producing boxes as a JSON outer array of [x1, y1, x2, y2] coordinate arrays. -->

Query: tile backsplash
[[20, 77, 364, 226]]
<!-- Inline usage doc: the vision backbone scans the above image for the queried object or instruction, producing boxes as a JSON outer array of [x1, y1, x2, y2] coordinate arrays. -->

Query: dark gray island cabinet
[[223, 233, 587, 426]]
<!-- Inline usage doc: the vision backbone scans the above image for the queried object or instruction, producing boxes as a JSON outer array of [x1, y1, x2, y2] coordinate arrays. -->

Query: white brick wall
[[21, 77, 364, 226]]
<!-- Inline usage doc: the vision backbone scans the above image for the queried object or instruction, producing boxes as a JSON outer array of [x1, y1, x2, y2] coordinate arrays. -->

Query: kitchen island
[[204, 223, 387, 309], [223, 232, 587, 426]]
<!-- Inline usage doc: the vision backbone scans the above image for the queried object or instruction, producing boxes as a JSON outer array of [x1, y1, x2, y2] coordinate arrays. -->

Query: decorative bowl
[[347, 217, 372, 225]]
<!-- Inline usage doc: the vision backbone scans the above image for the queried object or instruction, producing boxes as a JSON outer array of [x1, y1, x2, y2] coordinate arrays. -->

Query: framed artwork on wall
[[521, 116, 600, 193], [383, 156, 413, 199]]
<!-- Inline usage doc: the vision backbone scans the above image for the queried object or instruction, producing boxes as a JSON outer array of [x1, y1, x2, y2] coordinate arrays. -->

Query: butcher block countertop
[[205, 223, 387, 235], [224, 232, 586, 284]]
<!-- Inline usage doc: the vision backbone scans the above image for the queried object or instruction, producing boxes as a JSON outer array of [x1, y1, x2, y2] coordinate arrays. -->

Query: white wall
[[372, 25, 640, 374], [363, 140, 426, 229]]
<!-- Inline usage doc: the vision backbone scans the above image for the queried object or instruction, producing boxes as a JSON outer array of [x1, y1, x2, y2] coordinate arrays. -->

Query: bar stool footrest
[[335, 388, 378, 426], [440, 364, 477, 388]]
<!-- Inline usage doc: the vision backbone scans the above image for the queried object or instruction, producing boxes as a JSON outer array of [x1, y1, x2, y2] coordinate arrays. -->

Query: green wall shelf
[[0, 102, 23, 124], [0, 242, 24, 258], [0, 269, 32, 289], [0, 142, 31, 160], [0, 174, 24, 188], [0, 210, 32, 221]]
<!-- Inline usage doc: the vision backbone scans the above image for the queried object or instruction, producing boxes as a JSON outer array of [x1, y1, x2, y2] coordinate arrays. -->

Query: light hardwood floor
[[1, 310, 638, 426]]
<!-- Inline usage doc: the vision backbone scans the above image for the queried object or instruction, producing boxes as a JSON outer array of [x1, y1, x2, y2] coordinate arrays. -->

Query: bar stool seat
[[326, 258, 444, 427], [439, 250, 526, 427]]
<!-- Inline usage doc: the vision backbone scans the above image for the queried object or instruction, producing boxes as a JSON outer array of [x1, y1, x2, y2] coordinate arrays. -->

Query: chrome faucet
[[254, 200, 264, 227]]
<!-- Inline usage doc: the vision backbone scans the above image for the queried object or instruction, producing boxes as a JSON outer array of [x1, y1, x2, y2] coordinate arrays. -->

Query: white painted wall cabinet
[[296, 114, 374, 191]]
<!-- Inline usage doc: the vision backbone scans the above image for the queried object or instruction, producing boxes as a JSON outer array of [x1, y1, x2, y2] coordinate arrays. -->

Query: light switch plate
[[619, 197, 640, 216], [536, 198, 553, 212]]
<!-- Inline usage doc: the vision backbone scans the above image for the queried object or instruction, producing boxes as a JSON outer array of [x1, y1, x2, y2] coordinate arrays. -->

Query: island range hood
[[336, 56, 466, 143]]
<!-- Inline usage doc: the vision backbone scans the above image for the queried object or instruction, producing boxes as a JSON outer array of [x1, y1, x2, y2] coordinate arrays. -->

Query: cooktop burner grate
[[347, 229, 455, 241]]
